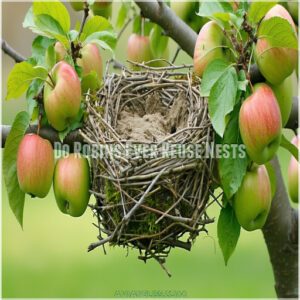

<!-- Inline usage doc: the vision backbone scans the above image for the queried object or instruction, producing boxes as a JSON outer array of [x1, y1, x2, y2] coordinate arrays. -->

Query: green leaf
[[265, 161, 277, 199], [280, 134, 299, 161], [68, 30, 79, 42], [150, 25, 169, 58], [197, 1, 233, 27], [132, 15, 141, 34], [218, 204, 241, 265], [45, 44, 56, 70], [116, 2, 130, 29], [58, 107, 84, 142], [33, 14, 69, 46], [218, 106, 248, 199], [80, 16, 113, 42], [33, 1, 70, 33], [208, 66, 238, 137], [257, 17, 298, 50], [31, 36, 55, 66], [26, 79, 43, 119], [248, 2, 277, 23], [3, 111, 30, 227], [6, 62, 48, 100], [200, 59, 230, 97], [198, 1, 233, 17], [84, 31, 117, 52], [81, 71, 101, 93]]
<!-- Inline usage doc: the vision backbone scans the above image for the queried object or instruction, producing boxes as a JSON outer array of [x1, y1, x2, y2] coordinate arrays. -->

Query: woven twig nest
[[80, 61, 215, 272]]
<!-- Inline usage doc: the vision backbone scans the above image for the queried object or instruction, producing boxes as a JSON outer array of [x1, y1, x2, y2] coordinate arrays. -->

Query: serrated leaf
[[33, 1, 70, 33], [200, 59, 230, 97], [218, 204, 241, 265], [84, 31, 117, 52], [3, 111, 30, 227], [6, 62, 48, 100], [80, 16, 113, 41], [218, 105, 248, 199], [208, 66, 238, 137], [258, 17, 298, 50], [150, 25, 168, 58], [248, 2, 277, 24]]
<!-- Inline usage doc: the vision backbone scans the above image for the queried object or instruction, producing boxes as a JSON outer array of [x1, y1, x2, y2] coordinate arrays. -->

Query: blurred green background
[[2, 2, 297, 298]]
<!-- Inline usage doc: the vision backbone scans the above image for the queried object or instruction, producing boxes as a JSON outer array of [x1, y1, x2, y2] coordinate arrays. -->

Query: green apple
[[70, 2, 84, 11], [90, 1, 112, 19], [267, 72, 296, 126], [239, 83, 282, 164], [255, 4, 298, 85], [44, 61, 81, 131], [127, 34, 153, 70], [233, 164, 272, 231], [193, 21, 231, 77], [287, 1, 298, 23], [288, 135, 299, 203], [53, 154, 90, 217], [17, 134, 54, 198], [77, 43, 103, 80], [170, 1, 195, 23], [54, 41, 67, 62]]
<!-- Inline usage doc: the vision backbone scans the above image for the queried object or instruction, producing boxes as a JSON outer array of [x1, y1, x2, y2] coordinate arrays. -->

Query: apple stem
[[47, 73, 55, 89], [141, 16, 145, 36], [78, 1, 89, 39]]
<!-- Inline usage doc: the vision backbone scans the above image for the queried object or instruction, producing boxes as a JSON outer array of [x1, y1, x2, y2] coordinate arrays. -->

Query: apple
[[255, 4, 298, 85], [90, 1, 112, 19], [127, 34, 153, 69], [170, 1, 195, 23], [44, 61, 81, 131], [193, 21, 231, 77], [70, 2, 84, 11], [54, 41, 66, 62], [17, 134, 54, 198], [268, 72, 296, 127], [239, 83, 282, 164], [77, 43, 103, 80], [53, 154, 91, 217], [233, 164, 272, 231], [287, 1, 298, 23], [288, 135, 299, 203]]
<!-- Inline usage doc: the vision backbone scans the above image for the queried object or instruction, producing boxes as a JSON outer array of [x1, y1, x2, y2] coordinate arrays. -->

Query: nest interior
[[81, 62, 215, 268]]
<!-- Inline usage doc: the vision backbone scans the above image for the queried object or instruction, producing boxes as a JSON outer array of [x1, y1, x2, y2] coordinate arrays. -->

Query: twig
[[172, 46, 181, 64], [1, 39, 25, 62], [78, 1, 89, 38], [117, 17, 133, 40]]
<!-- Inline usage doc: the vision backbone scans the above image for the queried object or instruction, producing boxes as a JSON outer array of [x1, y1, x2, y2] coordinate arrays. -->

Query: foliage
[[3, 112, 30, 227], [3, 0, 299, 269]]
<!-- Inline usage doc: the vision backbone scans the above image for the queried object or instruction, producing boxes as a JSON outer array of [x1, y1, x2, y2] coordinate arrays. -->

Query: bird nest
[[80, 61, 215, 274]]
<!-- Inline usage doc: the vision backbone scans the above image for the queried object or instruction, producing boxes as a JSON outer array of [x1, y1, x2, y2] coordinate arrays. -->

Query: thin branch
[[1, 39, 26, 63], [172, 46, 181, 64], [78, 1, 89, 38], [117, 17, 133, 40]]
